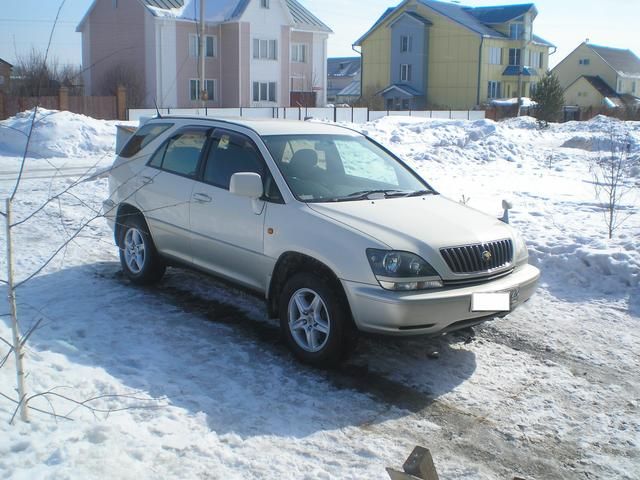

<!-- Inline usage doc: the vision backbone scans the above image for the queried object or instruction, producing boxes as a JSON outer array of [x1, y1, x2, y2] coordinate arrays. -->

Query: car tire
[[119, 215, 165, 285], [279, 272, 357, 368]]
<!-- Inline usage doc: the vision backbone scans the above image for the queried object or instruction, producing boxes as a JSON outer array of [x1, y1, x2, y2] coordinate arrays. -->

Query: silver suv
[[105, 117, 540, 366]]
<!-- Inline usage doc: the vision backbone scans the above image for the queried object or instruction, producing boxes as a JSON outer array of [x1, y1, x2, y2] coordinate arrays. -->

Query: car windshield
[[262, 134, 434, 202]]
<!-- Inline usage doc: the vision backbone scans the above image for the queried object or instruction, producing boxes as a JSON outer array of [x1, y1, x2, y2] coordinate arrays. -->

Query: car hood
[[308, 195, 514, 276]]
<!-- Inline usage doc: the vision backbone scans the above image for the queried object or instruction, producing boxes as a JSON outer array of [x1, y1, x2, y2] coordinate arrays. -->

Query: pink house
[[77, 0, 332, 108]]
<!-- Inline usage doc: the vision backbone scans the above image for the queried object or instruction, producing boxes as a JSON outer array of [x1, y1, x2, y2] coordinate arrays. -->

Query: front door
[[189, 128, 275, 292]]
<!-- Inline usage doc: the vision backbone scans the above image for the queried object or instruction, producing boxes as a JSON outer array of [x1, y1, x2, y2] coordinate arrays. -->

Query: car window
[[262, 134, 430, 202], [335, 139, 398, 184], [119, 123, 173, 158], [202, 130, 265, 189], [149, 130, 208, 177]]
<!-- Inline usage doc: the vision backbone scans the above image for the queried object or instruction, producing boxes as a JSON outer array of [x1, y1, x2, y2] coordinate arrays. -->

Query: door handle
[[193, 193, 212, 204], [140, 175, 154, 185]]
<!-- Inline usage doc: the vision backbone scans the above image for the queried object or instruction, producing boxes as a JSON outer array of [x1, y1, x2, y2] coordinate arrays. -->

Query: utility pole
[[199, 0, 207, 107]]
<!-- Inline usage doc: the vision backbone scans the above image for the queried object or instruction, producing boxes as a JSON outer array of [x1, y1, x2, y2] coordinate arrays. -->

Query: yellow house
[[552, 42, 640, 110], [353, 0, 555, 110]]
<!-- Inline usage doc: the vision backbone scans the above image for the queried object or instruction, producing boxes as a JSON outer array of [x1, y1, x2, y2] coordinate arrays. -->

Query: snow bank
[[0, 109, 118, 158]]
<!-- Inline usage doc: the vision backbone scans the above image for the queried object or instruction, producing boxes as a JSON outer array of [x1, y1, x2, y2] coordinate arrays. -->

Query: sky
[[0, 0, 639, 69]]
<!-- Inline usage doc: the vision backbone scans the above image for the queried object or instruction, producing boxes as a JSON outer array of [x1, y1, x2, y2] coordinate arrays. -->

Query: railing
[[127, 106, 486, 123]]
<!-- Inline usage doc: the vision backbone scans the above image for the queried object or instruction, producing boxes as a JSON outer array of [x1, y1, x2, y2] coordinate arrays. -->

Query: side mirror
[[229, 172, 264, 199]]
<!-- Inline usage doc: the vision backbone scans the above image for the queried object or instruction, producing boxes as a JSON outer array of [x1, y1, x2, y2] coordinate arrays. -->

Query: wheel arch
[[267, 252, 354, 326], [115, 203, 147, 246]]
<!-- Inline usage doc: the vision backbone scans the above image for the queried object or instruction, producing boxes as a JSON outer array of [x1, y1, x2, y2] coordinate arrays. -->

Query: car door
[[189, 128, 278, 292], [135, 127, 209, 265]]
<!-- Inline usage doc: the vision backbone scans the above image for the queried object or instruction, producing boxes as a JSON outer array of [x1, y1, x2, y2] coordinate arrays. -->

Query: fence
[[128, 106, 486, 123], [0, 86, 127, 121]]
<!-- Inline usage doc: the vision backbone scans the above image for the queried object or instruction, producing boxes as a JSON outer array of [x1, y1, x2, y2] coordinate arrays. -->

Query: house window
[[632, 81, 637, 94], [489, 47, 502, 65], [617, 79, 623, 93], [0, 75, 4, 85], [261, 0, 269, 8], [253, 81, 277, 102], [530, 82, 537, 96], [291, 44, 307, 63], [508, 48, 521, 66], [578, 58, 590, 65], [190, 79, 216, 101], [253, 39, 277, 60], [510, 23, 523, 40], [401, 99, 410, 110], [531, 51, 543, 69], [400, 35, 412, 53], [488, 81, 501, 99], [400, 64, 412, 82], [189, 35, 217, 58]]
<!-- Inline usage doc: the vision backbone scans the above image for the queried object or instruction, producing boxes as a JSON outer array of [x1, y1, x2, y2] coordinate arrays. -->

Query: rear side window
[[119, 123, 173, 158], [148, 130, 209, 178]]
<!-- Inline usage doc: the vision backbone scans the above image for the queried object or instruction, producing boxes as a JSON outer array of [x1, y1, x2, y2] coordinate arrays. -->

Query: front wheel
[[279, 273, 357, 367], [119, 215, 165, 285]]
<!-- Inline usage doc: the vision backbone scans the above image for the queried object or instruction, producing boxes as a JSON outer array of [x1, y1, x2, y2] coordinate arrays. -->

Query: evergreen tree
[[531, 71, 565, 126]]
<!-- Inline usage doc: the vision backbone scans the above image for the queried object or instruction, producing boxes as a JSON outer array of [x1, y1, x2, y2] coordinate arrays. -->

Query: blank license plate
[[471, 292, 510, 312]]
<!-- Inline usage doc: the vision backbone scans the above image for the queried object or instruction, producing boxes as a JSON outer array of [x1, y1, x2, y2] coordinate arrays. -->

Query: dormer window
[[261, 0, 269, 8], [510, 23, 524, 40]]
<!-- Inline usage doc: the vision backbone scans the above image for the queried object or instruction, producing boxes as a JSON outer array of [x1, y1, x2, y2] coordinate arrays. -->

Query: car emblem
[[482, 250, 492, 264]]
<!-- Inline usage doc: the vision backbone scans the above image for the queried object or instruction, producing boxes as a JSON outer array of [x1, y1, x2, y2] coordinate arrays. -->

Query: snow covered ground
[[0, 110, 638, 479]]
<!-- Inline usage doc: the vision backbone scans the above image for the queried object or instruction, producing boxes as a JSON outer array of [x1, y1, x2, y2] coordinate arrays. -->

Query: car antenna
[[153, 98, 162, 118]]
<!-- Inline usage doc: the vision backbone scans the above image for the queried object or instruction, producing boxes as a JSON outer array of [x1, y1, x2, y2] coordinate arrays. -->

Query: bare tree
[[591, 127, 638, 239], [0, 0, 161, 424], [97, 63, 146, 108]]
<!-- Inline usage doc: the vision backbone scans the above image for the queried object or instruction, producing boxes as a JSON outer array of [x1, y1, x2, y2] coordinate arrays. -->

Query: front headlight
[[513, 231, 529, 264], [366, 249, 443, 291]]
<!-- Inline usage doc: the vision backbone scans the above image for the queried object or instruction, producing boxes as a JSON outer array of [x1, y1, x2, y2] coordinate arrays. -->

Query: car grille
[[440, 239, 513, 274]]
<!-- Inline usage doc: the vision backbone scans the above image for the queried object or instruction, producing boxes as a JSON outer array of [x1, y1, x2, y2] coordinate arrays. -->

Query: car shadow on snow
[[18, 262, 478, 439]]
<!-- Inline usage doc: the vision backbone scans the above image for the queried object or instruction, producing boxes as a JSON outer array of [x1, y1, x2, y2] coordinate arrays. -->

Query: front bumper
[[342, 264, 540, 336]]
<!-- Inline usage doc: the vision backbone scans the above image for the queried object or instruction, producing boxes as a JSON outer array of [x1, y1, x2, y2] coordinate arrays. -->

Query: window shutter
[[253, 82, 260, 101], [253, 39, 260, 59]]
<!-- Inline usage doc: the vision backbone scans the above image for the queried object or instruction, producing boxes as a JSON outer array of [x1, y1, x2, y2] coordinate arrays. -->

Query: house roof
[[378, 84, 423, 97], [464, 3, 535, 24], [0, 58, 13, 68], [286, 0, 332, 32], [389, 11, 433, 28], [337, 80, 361, 97], [502, 66, 538, 76], [354, 0, 554, 48], [581, 75, 618, 97], [587, 44, 640, 76], [327, 57, 361, 77], [78, 0, 331, 32]]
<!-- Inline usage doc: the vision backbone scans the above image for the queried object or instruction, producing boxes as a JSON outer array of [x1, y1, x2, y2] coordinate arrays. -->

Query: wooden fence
[[0, 86, 127, 121]]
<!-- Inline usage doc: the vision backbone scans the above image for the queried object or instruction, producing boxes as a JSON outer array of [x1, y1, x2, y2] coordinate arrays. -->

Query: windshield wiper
[[402, 189, 436, 197], [333, 189, 408, 202]]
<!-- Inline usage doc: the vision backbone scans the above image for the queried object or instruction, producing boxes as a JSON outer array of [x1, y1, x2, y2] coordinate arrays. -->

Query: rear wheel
[[279, 273, 356, 367], [119, 215, 165, 285]]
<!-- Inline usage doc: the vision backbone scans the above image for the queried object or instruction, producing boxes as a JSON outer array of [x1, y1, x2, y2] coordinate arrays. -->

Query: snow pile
[[0, 109, 118, 158]]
